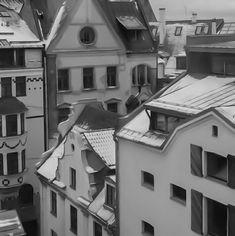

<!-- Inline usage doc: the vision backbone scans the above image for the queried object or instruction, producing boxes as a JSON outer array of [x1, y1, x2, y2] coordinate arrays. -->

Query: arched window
[[132, 64, 151, 86], [19, 184, 34, 205]]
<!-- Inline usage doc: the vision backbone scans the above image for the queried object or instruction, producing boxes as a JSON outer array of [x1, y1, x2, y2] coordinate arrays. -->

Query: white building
[[0, 1, 45, 234], [37, 102, 117, 236], [116, 34, 235, 236]]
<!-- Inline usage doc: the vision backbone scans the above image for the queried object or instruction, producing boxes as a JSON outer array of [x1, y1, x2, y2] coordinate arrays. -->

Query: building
[[37, 103, 118, 236], [116, 34, 235, 236], [0, 1, 45, 235], [157, 8, 224, 86], [32, 0, 158, 141]]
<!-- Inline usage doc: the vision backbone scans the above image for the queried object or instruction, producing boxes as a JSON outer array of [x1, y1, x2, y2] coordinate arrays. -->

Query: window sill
[[170, 196, 186, 206], [142, 183, 154, 191], [57, 90, 72, 94], [205, 176, 227, 186], [83, 88, 96, 91], [106, 86, 119, 90]]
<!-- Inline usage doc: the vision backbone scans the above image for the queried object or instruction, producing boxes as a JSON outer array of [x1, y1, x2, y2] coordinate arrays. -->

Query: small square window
[[107, 102, 118, 113], [212, 125, 218, 137], [142, 221, 154, 236], [175, 26, 182, 36], [170, 184, 186, 205], [142, 171, 154, 190]]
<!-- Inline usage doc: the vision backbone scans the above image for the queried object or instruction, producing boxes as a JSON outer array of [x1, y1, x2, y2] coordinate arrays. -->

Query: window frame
[[170, 184, 186, 205], [70, 167, 76, 190], [57, 69, 69, 91], [175, 26, 183, 36], [70, 205, 77, 234], [0, 154, 3, 176], [107, 102, 118, 113], [50, 190, 57, 217], [1, 77, 12, 97], [15, 76, 26, 97], [79, 26, 96, 45], [212, 125, 218, 137], [94, 221, 102, 236], [83, 67, 94, 89], [22, 150, 26, 172], [195, 26, 203, 35], [51, 229, 58, 236], [141, 171, 154, 190], [107, 66, 117, 88], [105, 184, 115, 209], [142, 221, 154, 236], [7, 152, 19, 175], [132, 64, 151, 86], [6, 114, 17, 136]]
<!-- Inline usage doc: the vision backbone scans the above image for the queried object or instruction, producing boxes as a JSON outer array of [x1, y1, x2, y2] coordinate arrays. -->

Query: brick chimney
[[191, 12, 197, 24], [159, 8, 166, 45]]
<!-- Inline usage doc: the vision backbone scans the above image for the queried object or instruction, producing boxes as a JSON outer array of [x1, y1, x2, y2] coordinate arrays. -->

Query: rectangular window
[[22, 150, 25, 171], [212, 125, 218, 137], [94, 222, 102, 236], [207, 198, 227, 236], [170, 184, 186, 205], [70, 205, 77, 234], [16, 76, 26, 97], [58, 69, 69, 91], [107, 103, 118, 113], [0, 49, 14, 68], [195, 26, 203, 35], [51, 230, 57, 236], [176, 56, 186, 69], [142, 221, 154, 236], [106, 184, 115, 208], [142, 171, 154, 190], [20, 113, 24, 134], [6, 114, 17, 136], [175, 26, 183, 36], [107, 66, 117, 87], [50, 191, 57, 217], [83, 67, 94, 89], [0, 154, 3, 176], [190, 144, 203, 177], [15, 49, 25, 67], [0, 116, 2, 137], [7, 152, 18, 175], [1, 77, 12, 97], [70, 168, 76, 190]]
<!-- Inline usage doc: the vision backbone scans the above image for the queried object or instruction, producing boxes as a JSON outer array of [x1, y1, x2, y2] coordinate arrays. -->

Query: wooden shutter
[[228, 204, 235, 236], [190, 144, 203, 177], [228, 155, 235, 189], [191, 189, 203, 235]]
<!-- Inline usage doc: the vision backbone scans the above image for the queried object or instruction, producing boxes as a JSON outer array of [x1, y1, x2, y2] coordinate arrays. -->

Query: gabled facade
[[40, 0, 158, 140], [37, 103, 117, 236], [0, 1, 45, 234], [116, 34, 235, 236]]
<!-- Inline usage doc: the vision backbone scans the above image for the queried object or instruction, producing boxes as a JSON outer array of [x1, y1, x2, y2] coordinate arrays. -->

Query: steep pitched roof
[[96, 0, 156, 53]]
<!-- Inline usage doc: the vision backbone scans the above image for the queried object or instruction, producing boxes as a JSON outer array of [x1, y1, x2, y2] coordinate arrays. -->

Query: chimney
[[211, 18, 217, 34], [191, 12, 197, 24], [159, 8, 166, 45]]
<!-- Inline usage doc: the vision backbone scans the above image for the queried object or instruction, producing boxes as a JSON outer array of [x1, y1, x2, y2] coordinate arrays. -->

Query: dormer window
[[150, 111, 184, 133], [105, 184, 115, 208], [175, 26, 183, 36]]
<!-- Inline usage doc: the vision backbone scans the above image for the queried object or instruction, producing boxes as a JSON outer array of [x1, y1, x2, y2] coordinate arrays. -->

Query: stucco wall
[[118, 114, 235, 236]]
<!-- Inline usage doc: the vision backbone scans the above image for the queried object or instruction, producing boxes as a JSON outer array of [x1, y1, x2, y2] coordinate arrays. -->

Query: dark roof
[[96, 0, 156, 53], [76, 104, 119, 130], [0, 97, 28, 115], [137, 0, 157, 23]]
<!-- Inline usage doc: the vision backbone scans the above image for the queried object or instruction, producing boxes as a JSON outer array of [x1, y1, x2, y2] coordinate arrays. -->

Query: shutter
[[228, 204, 235, 236], [228, 155, 235, 189], [191, 189, 203, 235], [190, 144, 203, 177]]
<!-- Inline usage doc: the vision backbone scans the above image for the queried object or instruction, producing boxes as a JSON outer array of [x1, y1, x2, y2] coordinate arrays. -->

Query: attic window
[[116, 16, 146, 30], [195, 26, 203, 35], [175, 26, 182, 36], [79, 26, 96, 45], [0, 12, 10, 17]]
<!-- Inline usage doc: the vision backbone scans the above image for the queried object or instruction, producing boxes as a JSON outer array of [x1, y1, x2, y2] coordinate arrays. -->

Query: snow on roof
[[83, 129, 115, 167], [46, 2, 67, 50], [88, 188, 115, 225], [0, 5, 40, 44], [148, 74, 235, 114], [37, 137, 66, 181], [0, 0, 23, 13]]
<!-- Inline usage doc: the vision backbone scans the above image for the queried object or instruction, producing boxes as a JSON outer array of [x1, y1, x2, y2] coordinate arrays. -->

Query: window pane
[[7, 152, 18, 175], [70, 205, 77, 234], [0, 154, 3, 175], [22, 150, 25, 171], [107, 66, 116, 87], [94, 222, 102, 236], [50, 191, 57, 216], [0, 49, 14, 67], [58, 69, 69, 91], [83, 68, 94, 89], [6, 114, 17, 136], [15, 49, 25, 67], [142, 171, 154, 188], [107, 103, 118, 113], [1, 77, 12, 97], [70, 168, 76, 190], [20, 113, 25, 134], [137, 65, 145, 85], [0, 116, 2, 137], [16, 76, 26, 96], [106, 185, 115, 207]]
